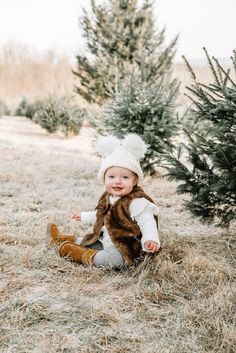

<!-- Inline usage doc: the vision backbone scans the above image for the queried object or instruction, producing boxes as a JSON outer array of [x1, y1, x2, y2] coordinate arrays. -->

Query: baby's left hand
[[144, 241, 160, 253]]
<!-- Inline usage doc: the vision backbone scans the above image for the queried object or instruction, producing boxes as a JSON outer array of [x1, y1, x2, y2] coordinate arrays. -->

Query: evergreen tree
[[15, 97, 38, 119], [32, 96, 84, 136], [164, 49, 236, 226], [74, 0, 177, 105], [95, 70, 179, 174]]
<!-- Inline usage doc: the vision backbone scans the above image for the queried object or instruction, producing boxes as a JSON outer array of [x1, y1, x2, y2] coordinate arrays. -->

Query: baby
[[48, 134, 160, 268]]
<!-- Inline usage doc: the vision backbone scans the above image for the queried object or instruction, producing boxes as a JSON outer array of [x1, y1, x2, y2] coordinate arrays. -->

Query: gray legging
[[77, 239, 124, 269]]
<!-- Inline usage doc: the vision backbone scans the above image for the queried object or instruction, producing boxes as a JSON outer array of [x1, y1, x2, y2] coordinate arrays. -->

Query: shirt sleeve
[[80, 211, 97, 226], [130, 198, 160, 252]]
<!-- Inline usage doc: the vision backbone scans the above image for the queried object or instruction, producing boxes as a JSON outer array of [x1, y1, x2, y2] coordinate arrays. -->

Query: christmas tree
[[74, 0, 177, 105], [164, 49, 236, 226], [96, 69, 179, 174]]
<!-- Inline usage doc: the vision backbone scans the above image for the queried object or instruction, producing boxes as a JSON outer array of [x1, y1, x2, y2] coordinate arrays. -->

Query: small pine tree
[[74, 0, 177, 105], [164, 49, 236, 226], [93, 70, 179, 174], [15, 97, 39, 119], [33, 96, 84, 136]]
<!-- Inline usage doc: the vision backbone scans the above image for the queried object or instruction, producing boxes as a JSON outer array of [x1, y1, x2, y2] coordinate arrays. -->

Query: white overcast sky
[[0, 0, 235, 63]]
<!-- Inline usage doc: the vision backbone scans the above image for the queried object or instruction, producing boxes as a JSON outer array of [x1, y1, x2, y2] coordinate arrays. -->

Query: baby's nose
[[114, 177, 121, 184]]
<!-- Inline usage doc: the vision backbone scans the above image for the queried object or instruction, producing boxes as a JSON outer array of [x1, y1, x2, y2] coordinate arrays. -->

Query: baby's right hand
[[71, 213, 81, 221]]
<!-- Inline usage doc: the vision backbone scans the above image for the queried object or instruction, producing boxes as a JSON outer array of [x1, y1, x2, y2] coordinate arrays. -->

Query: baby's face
[[104, 167, 137, 197]]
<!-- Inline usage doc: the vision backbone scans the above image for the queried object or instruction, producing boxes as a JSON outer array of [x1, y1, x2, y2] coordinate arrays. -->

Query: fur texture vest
[[80, 186, 158, 265]]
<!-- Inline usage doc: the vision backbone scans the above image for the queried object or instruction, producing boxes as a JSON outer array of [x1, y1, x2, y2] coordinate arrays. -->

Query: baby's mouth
[[112, 187, 123, 191]]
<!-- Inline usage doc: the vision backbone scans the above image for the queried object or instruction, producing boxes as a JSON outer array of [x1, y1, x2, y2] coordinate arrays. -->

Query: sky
[[0, 0, 235, 63]]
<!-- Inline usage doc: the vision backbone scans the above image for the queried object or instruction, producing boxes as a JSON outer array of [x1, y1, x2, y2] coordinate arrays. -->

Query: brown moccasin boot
[[47, 223, 76, 245], [59, 241, 97, 265]]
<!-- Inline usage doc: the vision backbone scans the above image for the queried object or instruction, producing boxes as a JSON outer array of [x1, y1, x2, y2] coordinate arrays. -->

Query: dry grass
[[0, 116, 235, 353]]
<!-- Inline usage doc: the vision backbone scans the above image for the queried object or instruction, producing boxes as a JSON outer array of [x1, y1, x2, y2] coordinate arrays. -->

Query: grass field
[[0, 115, 235, 353]]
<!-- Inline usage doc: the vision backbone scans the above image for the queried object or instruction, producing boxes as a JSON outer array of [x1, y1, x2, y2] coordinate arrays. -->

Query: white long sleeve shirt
[[80, 196, 160, 252]]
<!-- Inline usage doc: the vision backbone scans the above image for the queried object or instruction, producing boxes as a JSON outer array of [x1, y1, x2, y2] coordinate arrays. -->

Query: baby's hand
[[144, 241, 160, 253], [71, 213, 81, 221]]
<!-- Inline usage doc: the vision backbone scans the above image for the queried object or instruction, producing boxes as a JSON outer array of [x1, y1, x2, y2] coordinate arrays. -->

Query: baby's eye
[[108, 175, 115, 179], [123, 176, 129, 179]]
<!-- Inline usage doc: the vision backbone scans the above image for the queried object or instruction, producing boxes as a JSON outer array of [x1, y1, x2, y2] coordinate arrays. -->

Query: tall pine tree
[[164, 49, 236, 227], [74, 0, 177, 105]]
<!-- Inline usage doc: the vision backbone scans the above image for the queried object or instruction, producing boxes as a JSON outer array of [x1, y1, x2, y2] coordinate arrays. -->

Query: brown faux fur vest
[[80, 186, 158, 265]]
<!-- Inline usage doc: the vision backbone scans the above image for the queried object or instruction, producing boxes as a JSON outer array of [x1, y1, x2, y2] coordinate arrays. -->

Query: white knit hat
[[96, 134, 147, 183]]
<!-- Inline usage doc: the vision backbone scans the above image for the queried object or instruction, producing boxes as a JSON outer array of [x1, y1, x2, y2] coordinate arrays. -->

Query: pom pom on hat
[[123, 134, 147, 160], [96, 135, 120, 157], [96, 134, 147, 183]]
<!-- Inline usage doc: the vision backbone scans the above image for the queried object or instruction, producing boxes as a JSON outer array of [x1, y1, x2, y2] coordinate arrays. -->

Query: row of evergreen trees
[[73, 0, 236, 228]]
